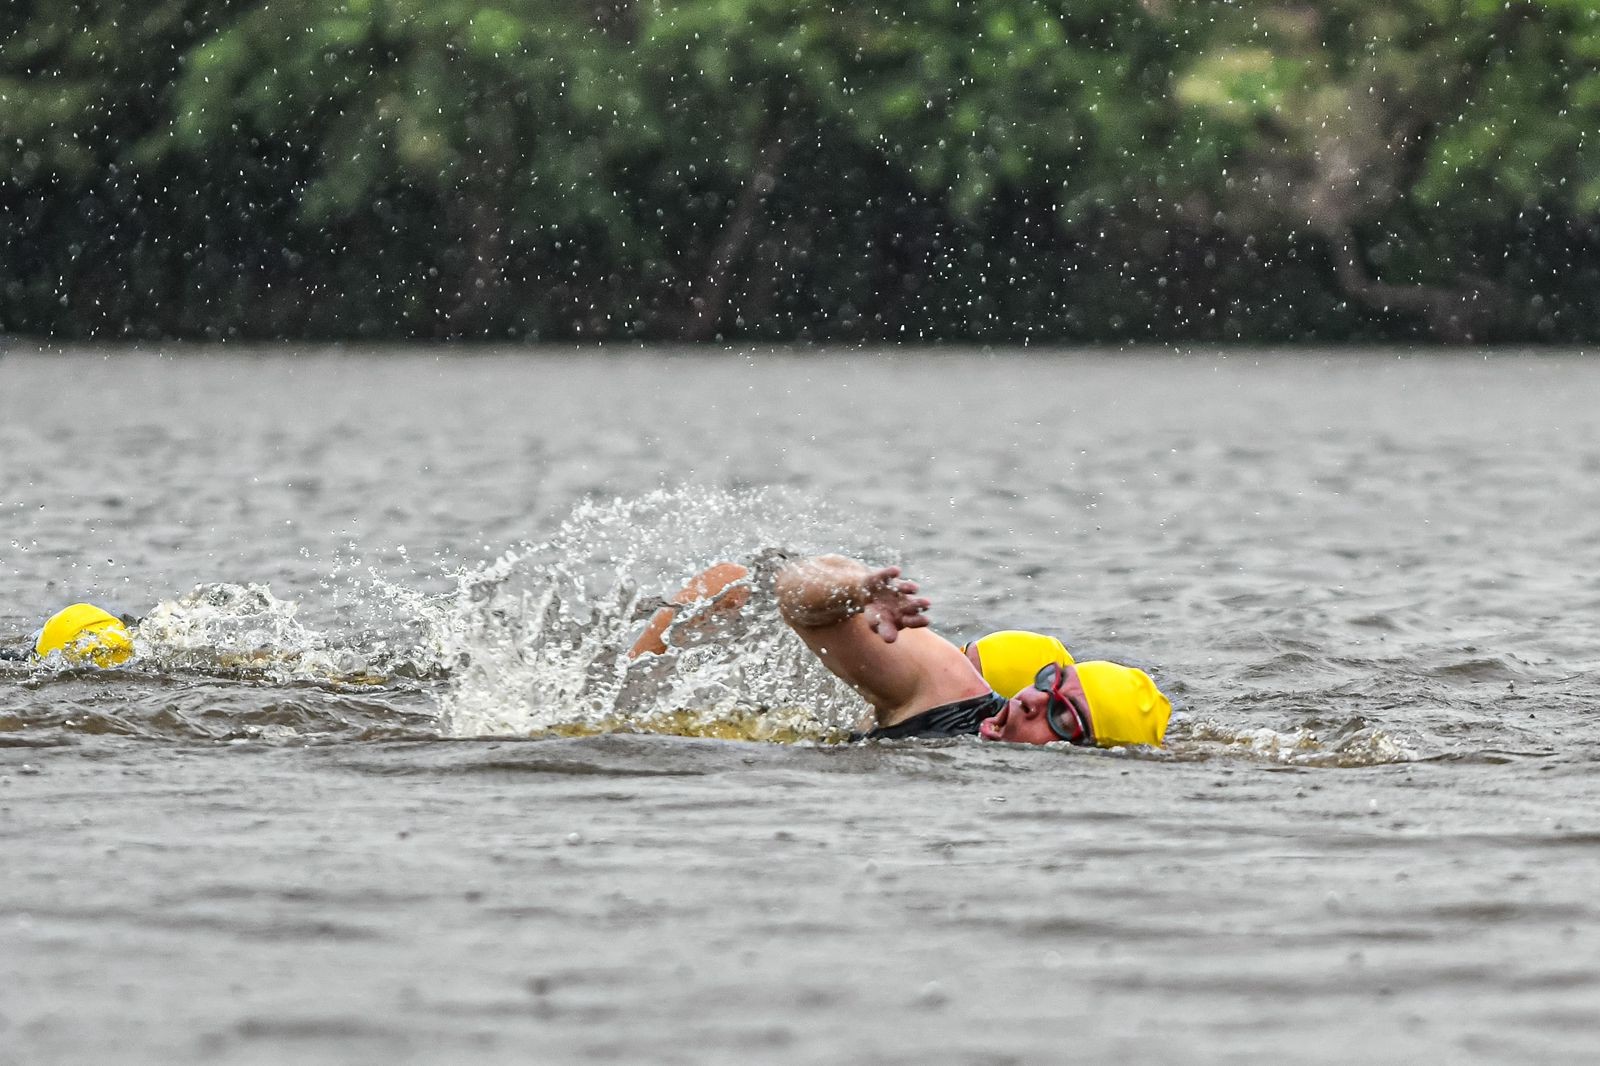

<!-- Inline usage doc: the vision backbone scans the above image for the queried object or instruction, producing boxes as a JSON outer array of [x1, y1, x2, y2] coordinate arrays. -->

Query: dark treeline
[[4, 0, 1599, 345]]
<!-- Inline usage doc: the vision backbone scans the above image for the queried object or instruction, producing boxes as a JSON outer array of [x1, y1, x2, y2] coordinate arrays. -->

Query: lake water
[[3, 347, 1599, 1063]]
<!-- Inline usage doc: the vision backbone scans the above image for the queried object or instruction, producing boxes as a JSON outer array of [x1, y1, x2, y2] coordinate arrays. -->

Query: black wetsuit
[[856, 691, 1007, 740]]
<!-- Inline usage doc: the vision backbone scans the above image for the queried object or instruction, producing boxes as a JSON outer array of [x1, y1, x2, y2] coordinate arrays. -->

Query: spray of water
[[133, 582, 378, 682], [431, 487, 879, 740], [1173, 716, 1419, 767], [9, 488, 886, 742]]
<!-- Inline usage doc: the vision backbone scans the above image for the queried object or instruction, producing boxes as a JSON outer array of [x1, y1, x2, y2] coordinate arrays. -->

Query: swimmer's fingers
[[890, 614, 931, 638], [864, 594, 931, 643], [872, 612, 912, 642], [865, 565, 903, 590], [865, 567, 925, 602]]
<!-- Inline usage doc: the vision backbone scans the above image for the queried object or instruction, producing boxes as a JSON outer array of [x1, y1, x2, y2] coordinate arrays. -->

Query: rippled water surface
[[3, 348, 1599, 1063]]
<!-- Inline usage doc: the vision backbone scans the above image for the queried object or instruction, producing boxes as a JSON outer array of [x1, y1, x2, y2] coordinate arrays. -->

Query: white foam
[[1176, 716, 1419, 767], [133, 582, 360, 678], [434, 487, 872, 740]]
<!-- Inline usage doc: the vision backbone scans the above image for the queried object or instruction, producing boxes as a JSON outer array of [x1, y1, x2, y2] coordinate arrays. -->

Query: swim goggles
[[1033, 662, 1092, 744]]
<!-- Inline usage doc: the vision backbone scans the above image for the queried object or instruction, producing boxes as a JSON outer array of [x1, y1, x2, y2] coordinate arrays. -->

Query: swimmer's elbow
[[775, 554, 868, 629]]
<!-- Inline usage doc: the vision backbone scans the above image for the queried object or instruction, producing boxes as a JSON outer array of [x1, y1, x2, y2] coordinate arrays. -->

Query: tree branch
[[683, 121, 789, 342], [1325, 228, 1493, 343]]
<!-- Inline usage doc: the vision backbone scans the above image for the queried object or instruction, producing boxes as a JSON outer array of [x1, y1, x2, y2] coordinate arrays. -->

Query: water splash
[[434, 486, 873, 741], [1174, 716, 1419, 767], [133, 582, 379, 682], [3, 488, 884, 744]]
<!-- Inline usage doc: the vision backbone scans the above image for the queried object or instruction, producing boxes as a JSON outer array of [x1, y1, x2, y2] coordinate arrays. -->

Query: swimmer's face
[[979, 663, 1089, 745], [978, 687, 1060, 745]]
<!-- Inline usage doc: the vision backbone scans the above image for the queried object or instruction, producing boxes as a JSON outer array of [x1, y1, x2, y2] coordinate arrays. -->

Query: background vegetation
[[5, 0, 1598, 344]]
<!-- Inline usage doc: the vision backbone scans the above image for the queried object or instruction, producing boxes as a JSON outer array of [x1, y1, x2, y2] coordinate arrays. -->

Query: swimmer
[[0, 603, 135, 667], [632, 555, 1171, 747]]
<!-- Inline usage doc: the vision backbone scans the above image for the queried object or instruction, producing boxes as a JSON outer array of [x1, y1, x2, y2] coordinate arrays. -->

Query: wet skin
[[978, 685, 1061, 745]]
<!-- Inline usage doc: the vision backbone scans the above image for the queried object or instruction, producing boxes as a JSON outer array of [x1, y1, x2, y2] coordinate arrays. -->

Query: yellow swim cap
[[963, 630, 1074, 698], [34, 603, 134, 667], [1076, 661, 1170, 747]]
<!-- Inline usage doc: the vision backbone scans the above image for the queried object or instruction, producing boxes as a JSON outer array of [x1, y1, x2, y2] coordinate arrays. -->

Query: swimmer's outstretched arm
[[775, 555, 987, 725], [774, 555, 930, 642]]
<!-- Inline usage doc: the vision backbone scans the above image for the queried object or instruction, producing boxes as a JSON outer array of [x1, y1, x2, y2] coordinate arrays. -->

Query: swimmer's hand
[[860, 566, 931, 644]]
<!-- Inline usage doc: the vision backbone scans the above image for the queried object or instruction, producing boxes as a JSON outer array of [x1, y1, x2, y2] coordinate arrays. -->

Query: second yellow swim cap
[[963, 630, 1074, 698], [34, 603, 134, 667]]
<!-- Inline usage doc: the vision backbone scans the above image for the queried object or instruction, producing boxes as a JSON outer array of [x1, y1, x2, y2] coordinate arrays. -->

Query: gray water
[[2, 348, 1599, 1064]]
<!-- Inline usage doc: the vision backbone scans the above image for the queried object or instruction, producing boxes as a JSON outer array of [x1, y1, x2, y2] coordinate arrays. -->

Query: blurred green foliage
[[2, 0, 1597, 343]]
